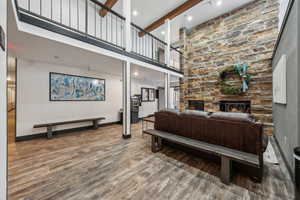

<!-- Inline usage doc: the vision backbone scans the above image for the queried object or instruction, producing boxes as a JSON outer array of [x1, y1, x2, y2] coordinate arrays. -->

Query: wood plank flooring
[[8, 109, 16, 144], [8, 123, 294, 200]]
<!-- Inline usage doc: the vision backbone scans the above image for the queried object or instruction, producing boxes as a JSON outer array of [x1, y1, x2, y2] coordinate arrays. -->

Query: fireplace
[[219, 101, 251, 113], [188, 100, 204, 111]]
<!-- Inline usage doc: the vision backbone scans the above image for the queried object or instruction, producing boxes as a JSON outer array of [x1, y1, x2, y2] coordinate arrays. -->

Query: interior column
[[164, 19, 171, 109], [122, 61, 131, 139], [164, 73, 170, 109], [122, 0, 131, 138]]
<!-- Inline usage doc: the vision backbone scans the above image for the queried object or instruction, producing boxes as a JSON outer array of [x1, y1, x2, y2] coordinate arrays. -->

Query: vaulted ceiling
[[99, 0, 254, 42]]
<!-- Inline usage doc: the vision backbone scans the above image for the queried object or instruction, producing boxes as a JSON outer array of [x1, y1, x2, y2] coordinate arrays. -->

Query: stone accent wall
[[180, 0, 279, 135]]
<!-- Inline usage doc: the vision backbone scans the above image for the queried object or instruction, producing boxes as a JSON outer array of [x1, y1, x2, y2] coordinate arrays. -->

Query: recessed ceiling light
[[132, 10, 138, 16], [216, 0, 222, 6], [161, 31, 166, 35], [133, 71, 139, 76], [187, 15, 193, 22]]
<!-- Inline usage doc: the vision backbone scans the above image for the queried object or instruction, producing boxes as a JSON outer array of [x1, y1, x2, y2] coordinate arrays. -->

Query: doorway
[[7, 57, 16, 144]]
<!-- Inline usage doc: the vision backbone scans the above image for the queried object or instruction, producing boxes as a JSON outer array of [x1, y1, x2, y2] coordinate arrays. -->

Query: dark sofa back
[[154, 110, 264, 155]]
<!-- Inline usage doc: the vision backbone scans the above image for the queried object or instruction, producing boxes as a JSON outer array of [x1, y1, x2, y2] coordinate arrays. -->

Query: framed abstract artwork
[[141, 88, 149, 102], [49, 72, 105, 101]]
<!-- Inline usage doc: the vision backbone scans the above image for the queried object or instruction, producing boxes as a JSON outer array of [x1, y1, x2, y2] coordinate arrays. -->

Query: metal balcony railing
[[16, 0, 125, 49], [170, 46, 182, 71], [131, 23, 167, 65], [14, 0, 183, 73]]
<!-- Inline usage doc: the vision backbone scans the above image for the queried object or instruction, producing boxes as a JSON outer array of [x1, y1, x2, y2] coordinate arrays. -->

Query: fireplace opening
[[219, 101, 251, 113], [188, 100, 204, 111]]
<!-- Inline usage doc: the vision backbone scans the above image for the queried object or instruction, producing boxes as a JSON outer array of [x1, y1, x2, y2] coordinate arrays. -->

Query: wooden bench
[[33, 117, 105, 139], [143, 129, 260, 185]]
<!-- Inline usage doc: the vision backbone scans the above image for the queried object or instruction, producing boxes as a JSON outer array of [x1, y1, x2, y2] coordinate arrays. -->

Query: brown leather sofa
[[154, 109, 268, 181]]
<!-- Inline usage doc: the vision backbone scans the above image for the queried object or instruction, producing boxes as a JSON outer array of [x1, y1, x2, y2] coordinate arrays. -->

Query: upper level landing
[[9, 0, 183, 77]]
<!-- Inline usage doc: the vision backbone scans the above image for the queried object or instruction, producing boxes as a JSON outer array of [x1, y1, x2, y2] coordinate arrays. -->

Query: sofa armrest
[[254, 121, 268, 153], [261, 133, 269, 153]]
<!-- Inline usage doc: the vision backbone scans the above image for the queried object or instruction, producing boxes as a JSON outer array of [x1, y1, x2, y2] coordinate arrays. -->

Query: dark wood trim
[[272, 0, 295, 60], [140, 0, 205, 37], [99, 0, 119, 17], [89, 0, 124, 20], [16, 121, 119, 142], [49, 72, 106, 102]]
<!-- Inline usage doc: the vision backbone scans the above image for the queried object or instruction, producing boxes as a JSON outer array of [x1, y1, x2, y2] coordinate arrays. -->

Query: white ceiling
[[8, 29, 168, 84], [7, 0, 253, 84], [101, 0, 254, 42], [7, 12, 168, 85], [7, 0, 181, 86]]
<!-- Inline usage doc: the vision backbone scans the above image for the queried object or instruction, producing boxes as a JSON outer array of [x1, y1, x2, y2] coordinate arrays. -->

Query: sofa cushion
[[210, 112, 254, 122], [181, 110, 210, 118], [159, 109, 180, 114]]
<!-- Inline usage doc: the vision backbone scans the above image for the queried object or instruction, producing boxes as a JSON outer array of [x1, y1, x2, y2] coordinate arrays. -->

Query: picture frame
[[141, 88, 155, 102], [148, 88, 155, 102], [49, 72, 105, 101], [141, 88, 149, 102]]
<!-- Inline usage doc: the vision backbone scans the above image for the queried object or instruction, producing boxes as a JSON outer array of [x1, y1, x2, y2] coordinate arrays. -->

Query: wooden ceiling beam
[[139, 0, 204, 37], [99, 0, 119, 17]]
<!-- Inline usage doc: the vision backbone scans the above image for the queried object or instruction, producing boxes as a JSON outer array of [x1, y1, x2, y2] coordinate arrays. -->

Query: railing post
[[85, 0, 88, 35], [152, 37, 154, 60], [165, 19, 171, 67], [123, 0, 131, 52]]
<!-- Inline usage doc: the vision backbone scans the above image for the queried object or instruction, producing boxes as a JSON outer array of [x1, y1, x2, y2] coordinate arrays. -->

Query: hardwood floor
[[8, 123, 294, 200], [8, 109, 16, 144]]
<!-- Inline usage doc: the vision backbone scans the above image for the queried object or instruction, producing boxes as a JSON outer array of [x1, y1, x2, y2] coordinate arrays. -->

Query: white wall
[[132, 79, 159, 118], [279, 0, 290, 29], [17, 59, 123, 137], [0, 0, 7, 198], [16, 59, 159, 137]]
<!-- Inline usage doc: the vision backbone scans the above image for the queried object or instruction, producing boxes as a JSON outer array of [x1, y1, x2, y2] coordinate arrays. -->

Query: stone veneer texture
[[180, 0, 279, 135]]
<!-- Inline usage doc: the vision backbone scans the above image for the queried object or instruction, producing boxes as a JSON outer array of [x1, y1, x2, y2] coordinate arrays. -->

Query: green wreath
[[219, 62, 251, 95]]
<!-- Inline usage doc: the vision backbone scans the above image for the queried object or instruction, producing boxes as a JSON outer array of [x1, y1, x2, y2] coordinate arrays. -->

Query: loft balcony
[[13, 0, 182, 74]]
